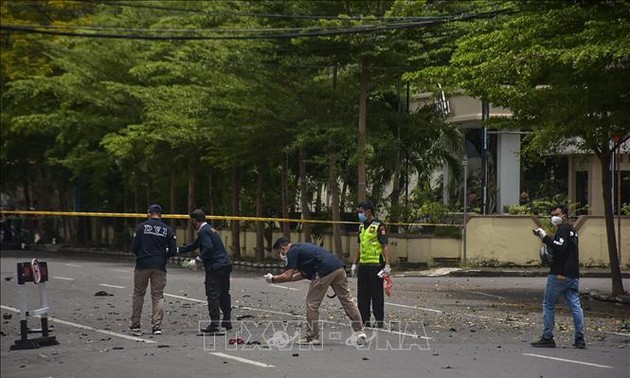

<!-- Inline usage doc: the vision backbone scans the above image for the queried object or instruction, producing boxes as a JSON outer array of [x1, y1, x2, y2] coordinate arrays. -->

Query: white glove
[[350, 264, 357, 277], [183, 258, 200, 271], [377, 264, 391, 278], [533, 228, 547, 238], [264, 273, 274, 283]]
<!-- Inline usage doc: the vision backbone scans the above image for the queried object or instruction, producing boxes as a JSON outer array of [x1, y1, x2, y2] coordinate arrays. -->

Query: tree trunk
[[208, 166, 214, 215], [357, 58, 368, 203], [187, 156, 196, 242], [169, 166, 176, 229], [281, 152, 290, 236], [597, 153, 625, 296], [230, 167, 241, 260], [330, 64, 343, 259], [299, 147, 312, 242], [23, 180, 31, 209], [255, 163, 265, 261], [329, 149, 343, 260]]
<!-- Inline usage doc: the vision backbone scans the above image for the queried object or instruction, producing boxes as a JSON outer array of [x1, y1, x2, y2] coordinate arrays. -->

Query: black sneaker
[[573, 338, 586, 349], [530, 337, 555, 348], [152, 327, 162, 335], [221, 321, 233, 331], [200, 326, 225, 335]]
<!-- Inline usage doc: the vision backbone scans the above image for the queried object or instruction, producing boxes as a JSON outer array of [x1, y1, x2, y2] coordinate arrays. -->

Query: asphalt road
[[1, 251, 629, 378]]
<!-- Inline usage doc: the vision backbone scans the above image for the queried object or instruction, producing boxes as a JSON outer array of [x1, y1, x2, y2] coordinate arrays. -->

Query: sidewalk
[[397, 267, 630, 305], [397, 266, 630, 279]]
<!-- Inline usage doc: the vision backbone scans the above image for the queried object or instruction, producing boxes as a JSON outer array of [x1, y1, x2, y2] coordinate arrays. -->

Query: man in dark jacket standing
[[531, 204, 585, 349], [179, 208, 232, 334], [130, 204, 177, 336]]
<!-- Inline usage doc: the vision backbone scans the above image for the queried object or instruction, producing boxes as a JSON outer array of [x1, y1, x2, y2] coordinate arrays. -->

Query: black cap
[[357, 200, 375, 212], [148, 204, 162, 214], [272, 237, 290, 251]]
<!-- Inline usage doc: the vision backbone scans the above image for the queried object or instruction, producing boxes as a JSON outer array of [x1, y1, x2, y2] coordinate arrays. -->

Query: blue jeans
[[542, 274, 584, 340]]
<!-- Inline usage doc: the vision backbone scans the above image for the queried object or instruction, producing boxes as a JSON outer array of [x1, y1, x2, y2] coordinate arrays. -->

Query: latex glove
[[350, 264, 357, 278], [264, 273, 274, 283], [183, 258, 200, 271], [377, 264, 391, 278], [532, 228, 547, 238]]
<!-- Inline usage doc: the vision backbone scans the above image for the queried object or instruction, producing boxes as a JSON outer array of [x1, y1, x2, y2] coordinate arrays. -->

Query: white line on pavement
[[99, 283, 126, 289], [461, 312, 530, 326], [603, 331, 630, 337], [112, 269, 130, 273], [210, 352, 275, 368], [64, 263, 81, 267], [522, 353, 613, 369], [470, 291, 505, 299], [386, 302, 443, 314], [237, 305, 301, 318], [319, 320, 433, 340], [164, 293, 206, 303], [52, 276, 75, 281], [0, 305, 155, 344], [162, 294, 435, 340], [270, 284, 300, 291]]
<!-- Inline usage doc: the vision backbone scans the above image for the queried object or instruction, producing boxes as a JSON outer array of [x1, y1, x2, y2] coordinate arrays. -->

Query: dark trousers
[[204, 267, 232, 328], [357, 264, 384, 326]]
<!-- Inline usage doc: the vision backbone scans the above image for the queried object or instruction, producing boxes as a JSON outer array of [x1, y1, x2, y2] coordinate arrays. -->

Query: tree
[[418, 1, 630, 295]]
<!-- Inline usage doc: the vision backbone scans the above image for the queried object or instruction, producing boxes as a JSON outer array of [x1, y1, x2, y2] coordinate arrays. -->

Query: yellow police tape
[[0, 210, 460, 228]]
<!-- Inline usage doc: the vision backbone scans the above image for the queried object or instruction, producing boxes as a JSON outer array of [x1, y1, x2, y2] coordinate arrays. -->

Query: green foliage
[[434, 225, 461, 239]]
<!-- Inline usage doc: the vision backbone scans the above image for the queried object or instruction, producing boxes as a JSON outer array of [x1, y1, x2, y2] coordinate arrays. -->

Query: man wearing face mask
[[351, 200, 391, 329], [531, 205, 585, 349], [264, 237, 367, 346]]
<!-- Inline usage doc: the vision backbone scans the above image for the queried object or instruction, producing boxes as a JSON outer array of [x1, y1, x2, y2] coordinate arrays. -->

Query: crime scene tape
[[0, 210, 461, 228]]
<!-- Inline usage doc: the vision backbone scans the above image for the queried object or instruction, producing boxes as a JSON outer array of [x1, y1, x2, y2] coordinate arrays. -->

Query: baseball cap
[[148, 204, 162, 214]]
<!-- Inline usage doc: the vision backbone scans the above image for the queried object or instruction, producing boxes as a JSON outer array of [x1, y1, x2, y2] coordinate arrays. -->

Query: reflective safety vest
[[359, 220, 384, 264]]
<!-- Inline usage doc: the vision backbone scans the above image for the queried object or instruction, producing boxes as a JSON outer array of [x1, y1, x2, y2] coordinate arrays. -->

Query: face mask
[[551, 216, 563, 226], [358, 213, 367, 222], [280, 253, 287, 266]]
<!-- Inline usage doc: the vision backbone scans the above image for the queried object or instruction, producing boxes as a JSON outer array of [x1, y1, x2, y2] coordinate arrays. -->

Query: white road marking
[[210, 352, 275, 368], [64, 263, 81, 267], [112, 269, 130, 273], [320, 320, 433, 340], [52, 276, 75, 281], [461, 312, 530, 326], [99, 283, 126, 289], [270, 284, 300, 291], [164, 293, 206, 303], [470, 291, 505, 299], [603, 331, 630, 337], [163, 294, 435, 341], [523, 353, 613, 369], [386, 302, 443, 314], [237, 305, 301, 318], [0, 305, 155, 344]]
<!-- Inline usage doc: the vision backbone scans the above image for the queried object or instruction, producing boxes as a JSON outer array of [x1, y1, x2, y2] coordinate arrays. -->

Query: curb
[[21, 245, 630, 278], [588, 290, 630, 304]]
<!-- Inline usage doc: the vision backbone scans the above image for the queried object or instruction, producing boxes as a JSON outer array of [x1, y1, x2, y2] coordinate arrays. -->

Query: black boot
[[530, 337, 555, 348]]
